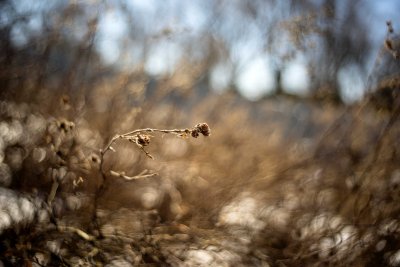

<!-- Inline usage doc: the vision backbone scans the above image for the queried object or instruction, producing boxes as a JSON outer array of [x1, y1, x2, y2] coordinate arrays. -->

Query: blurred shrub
[[0, 1, 400, 266]]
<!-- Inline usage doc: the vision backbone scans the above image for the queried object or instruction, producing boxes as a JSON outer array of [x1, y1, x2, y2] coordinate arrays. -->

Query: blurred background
[[1, 0, 400, 266], [1, 0, 399, 103]]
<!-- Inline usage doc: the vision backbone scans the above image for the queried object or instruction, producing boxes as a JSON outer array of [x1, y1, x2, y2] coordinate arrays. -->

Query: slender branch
[[101, 128, 192, 157], [57, 225, 95, 241], [93, 123, 210, 237], [121, 127, 191, 136], [109, 170, 158, 180], [99, 123, 210, 172]]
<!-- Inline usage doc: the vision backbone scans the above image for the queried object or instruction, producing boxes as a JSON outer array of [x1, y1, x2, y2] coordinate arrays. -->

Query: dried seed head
[[191, 123, 210, 138], [196, 123, 211, 136], [136, 134, 151, 146], [191, 130, 200, 138]]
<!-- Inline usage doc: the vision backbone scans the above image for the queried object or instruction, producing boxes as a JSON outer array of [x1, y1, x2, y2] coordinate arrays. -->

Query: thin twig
[[109, 170, 158, 180], [92, 123, 210, 237], [57, 225, 96, 241], [101, 128, 192, 157]]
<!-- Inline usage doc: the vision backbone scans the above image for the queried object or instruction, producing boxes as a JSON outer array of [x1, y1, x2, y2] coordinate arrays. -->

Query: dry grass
[[1, 3, 400, 265], [2, 82, 400, 266]]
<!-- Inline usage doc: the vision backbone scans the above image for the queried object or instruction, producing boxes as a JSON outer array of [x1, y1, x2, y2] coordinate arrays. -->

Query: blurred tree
[[286, 0, 372, 103], [0, 0, 107, 103], [0, 0, 381, 104]]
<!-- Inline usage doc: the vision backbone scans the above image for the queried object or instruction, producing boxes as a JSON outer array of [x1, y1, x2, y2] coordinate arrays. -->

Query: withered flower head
[[197, 123, 211, 136], [191, 130, 199, 138], [191, 123, 211, 138], [136, 134, 151, 146]]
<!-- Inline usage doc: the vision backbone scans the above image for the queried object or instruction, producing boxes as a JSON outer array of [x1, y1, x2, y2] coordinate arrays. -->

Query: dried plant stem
[[101, 128, 191, 156], [99, 123, 210, 175], [99, 128, 187, 175], [92, 123, 210, 237], [57, 225, 95, 241], [109, 170, 158, 180]]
